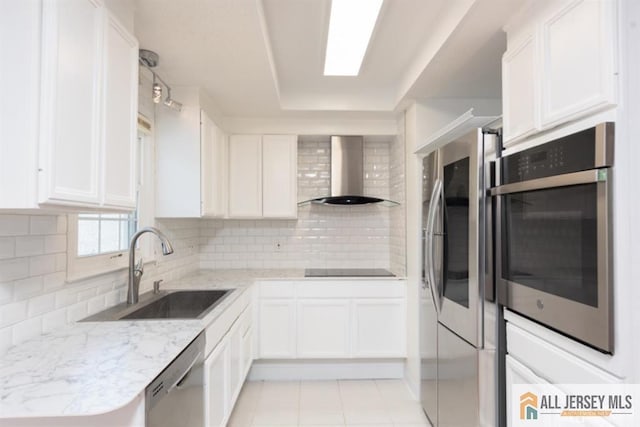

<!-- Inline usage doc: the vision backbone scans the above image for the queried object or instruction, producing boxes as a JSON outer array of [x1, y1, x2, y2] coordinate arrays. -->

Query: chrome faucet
[[127, 227, 174, 305]]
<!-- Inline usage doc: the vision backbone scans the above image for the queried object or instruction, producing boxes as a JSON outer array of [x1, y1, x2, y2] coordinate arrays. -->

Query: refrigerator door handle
[[421, 228, 428, 290], [426, 179, 443, 313]]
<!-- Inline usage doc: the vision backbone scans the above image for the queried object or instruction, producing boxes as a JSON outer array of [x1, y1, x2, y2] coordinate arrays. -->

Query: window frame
[[66, 118, 156, 282]]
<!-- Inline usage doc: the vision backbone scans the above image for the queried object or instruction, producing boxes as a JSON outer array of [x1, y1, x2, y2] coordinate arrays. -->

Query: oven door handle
[[426, 179, 443, 314], [491, 169, 607, 196]]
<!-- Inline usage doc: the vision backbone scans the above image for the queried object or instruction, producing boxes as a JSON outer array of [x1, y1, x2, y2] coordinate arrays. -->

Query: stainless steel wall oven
[[492, 123, 614, 353]]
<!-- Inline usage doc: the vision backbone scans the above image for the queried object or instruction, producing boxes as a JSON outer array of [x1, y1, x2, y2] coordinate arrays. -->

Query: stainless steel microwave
[[492, 123, 614, 353]]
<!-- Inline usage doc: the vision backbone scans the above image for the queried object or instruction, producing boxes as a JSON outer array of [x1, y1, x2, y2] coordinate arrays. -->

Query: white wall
[[619, 0, 640, 383]]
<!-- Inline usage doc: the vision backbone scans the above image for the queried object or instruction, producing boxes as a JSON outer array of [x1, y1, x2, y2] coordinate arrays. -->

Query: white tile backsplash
[[390, 118, 407, 276], [0, 258, 29, 282], [0, 237, 15, 260], [29, 215, 59, 235], [15, 236, 44, 257], [0, 214, 200, 354], [0, 215, 29, 236]]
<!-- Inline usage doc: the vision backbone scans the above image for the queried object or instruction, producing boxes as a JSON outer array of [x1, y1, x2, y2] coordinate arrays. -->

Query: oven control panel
[[501, 126, 601, 185]]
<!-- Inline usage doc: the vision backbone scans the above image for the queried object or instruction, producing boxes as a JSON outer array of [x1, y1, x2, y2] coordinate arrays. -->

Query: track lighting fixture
[[139, 49, 182, 112]]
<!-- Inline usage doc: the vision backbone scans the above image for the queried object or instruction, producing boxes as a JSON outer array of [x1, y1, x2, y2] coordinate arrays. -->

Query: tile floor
[[227, 379, 431, 427]]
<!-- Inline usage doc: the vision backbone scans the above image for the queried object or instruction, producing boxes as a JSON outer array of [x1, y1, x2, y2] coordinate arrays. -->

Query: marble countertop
[[0, 320, 204, 418], [0, 269, 405, 419]]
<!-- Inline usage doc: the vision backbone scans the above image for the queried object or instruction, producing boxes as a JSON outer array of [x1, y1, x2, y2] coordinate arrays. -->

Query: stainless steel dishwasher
[[146, 332, 205, 427]]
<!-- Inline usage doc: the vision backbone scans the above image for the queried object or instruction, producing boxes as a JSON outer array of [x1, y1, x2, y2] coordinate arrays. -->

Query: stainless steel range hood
[[300, 136, 399, 206]]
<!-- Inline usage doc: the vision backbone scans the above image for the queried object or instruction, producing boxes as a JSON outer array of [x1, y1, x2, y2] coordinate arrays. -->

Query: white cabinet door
[[228, 322, 243, 403], [0, 0, 41, 208], [241, 326, 253, 379], [201, 112, 228, 218], [540, 0, 616, 127], [204, 340, 229, 427], [157, 106, 227, 218], [101, 11, 138, 209], [262, 135, 297, 219], [201, 112, 217, 217], [228, 135, 262, 218], [212, 126, 228, 217], [502, 34, 538, 145], [258, 299, 296, 358], [155, 93, 201, 217], [39, 0, 103, 206], [506, 355, 548, 426], [296, 299, 350, 358], [352, 299, 406, 357]]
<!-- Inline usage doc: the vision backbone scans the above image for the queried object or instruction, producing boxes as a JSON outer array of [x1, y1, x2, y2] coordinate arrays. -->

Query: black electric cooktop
[[304, 268, 395, 278]]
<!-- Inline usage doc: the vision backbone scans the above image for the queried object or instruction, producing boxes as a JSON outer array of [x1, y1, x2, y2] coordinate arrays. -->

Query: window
[[67, 123, 155, 281], [77, 213, 136, 257]]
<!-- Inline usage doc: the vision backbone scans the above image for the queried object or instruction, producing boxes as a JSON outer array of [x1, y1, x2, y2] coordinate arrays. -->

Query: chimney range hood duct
[[300, 136, 399, 206]]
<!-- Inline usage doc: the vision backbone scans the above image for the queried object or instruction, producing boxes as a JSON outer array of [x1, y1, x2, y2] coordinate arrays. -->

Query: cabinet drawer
[[507, 321, 620, 384], [296, 281, 405, 298], [259, 281, 295, 298]]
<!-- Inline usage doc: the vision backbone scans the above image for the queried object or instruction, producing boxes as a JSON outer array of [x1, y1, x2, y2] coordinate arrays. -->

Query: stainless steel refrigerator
[[420, 117, 501, 427]]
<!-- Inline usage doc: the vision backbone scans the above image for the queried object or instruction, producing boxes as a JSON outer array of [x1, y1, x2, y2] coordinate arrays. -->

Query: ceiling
[[134, 0, 525, 119]]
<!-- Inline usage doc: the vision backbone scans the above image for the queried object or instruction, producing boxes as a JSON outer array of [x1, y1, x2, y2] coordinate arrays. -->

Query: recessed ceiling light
[[323, 0, 384, 76]]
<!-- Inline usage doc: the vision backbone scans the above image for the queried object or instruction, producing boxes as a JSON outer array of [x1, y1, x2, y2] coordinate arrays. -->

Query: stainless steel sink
[[81, 289, 235, 322]]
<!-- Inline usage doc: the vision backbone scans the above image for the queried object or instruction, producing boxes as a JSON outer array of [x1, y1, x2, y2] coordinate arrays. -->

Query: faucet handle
[[153, 279, 163, 294]]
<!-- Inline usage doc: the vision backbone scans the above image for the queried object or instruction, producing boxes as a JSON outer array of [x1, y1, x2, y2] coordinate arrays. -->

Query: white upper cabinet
[[539, 0, 616, 127], [228, 134, 298, 219], [262, 135, 298, 219], [102, 11, 139, 209], [502, 34, 538, 143], [228, 135, 263, 218], [0, 0, 139, 210], [502, 0, 617, 145], [156, 99, 228, 218], [201, 116, 228, 218], [39, 0, 104, 206]]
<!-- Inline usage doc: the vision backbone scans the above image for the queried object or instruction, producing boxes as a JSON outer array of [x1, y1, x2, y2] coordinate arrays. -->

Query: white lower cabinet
[[352, 299, 405, 357], [505, 311, 622, 427], [258, 299, 296, 358], [228, 318, 243, 404], [241, 326, 254, 379], [296, 299, 350, 358], [203, 293, 254, 427], [257, 280, 407, 359], [204, 339, 229, 427]]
